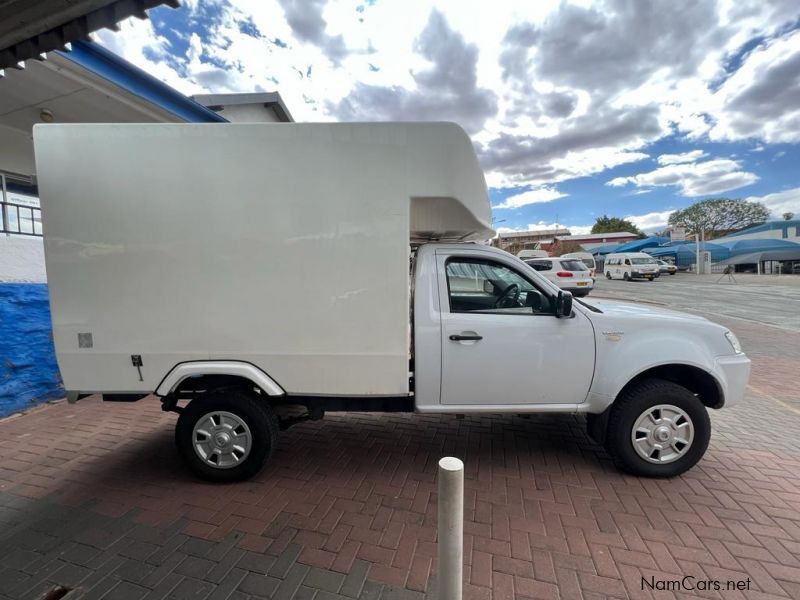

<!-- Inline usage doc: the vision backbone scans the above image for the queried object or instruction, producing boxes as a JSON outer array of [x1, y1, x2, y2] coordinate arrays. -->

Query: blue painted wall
[[0, 284, 63, 416]]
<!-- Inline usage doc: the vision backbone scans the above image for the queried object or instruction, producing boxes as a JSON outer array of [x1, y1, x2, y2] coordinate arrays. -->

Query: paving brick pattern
[[1, 306, 799, 599]]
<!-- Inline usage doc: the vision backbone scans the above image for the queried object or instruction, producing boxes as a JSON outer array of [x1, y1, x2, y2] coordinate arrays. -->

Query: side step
[[102, 393, 149, 402]]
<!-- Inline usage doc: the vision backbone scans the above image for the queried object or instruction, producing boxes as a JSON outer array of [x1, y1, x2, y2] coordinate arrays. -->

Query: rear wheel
[[605, 271, 612, 279], [176, 388, 279, 482], [605, 379, 710, 477]]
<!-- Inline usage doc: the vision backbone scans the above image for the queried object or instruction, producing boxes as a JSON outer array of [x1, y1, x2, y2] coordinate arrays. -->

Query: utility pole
[[695, 226, 705, 275]]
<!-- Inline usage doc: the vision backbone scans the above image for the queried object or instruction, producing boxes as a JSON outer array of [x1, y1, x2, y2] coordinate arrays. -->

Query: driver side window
[[445, 258, 553, 315]]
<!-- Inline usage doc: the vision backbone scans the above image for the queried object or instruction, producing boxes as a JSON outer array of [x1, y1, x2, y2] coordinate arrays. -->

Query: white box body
[[34, 122, 492, 396]]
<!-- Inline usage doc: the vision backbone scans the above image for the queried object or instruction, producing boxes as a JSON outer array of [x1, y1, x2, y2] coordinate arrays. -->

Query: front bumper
[[714, 353, 751, 407]]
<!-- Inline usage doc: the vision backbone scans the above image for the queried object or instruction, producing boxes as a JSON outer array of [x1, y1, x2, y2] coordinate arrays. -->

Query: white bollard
[[438, 457, 464, 600]]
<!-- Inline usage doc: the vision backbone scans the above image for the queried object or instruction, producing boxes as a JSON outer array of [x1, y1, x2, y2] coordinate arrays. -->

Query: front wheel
[[623, 272, 630, 281], [605, 379, 710, 477], [175, 388, 279, 482]]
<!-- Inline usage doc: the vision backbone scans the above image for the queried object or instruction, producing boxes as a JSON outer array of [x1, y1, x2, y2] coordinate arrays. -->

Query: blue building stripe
[[54, 40, 228, 124]]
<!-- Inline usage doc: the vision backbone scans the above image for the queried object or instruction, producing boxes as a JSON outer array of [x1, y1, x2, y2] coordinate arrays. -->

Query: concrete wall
[[0, 235, 46, 282], [0, 124, 36, 177], [216, 104, 280, 123]]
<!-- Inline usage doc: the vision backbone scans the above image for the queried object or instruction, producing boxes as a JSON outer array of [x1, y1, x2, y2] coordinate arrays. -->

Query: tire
[[604, 379, 710, 477], [175, 388, 279, 482], [606, 271, 612, 279], [623, 272, 630, 281], [670, 272, 676, 275]]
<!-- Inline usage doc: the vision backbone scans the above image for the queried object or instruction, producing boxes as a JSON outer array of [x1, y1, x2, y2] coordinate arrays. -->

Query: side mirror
[[555, 290, 573, 318]]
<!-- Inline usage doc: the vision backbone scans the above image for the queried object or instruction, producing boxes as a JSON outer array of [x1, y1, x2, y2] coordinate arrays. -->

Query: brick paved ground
[[1, 288, 799, 599]]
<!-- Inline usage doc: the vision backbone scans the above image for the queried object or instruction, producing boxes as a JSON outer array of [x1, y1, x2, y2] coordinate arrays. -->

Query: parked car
[[524, 257, 594, 297], [657, 260, 677, 275], [36, 122, 751, 481], [605, 252, 660, 281], [561, 251, 597, 280], [516, 249, 549, 259]]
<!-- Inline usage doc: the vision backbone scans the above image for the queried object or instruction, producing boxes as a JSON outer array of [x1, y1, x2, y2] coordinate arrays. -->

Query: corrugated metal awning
[[0, 0, 178, 69]]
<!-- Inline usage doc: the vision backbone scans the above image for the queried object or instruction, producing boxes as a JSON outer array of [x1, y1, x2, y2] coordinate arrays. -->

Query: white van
[[35, 123, 750, 481], [605, 252, 660, 281], [561, 252, 597, 280]]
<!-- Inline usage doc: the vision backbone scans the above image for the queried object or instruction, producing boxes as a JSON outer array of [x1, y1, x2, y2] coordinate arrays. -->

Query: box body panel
[[35, 122, 491, 395]]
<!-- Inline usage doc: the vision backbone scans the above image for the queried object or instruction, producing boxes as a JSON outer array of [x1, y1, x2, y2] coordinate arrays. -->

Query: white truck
[[35, 123, 750, 481]]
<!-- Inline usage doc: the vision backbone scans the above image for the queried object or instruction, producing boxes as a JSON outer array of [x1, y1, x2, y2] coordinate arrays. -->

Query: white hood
[[582, 298, 710, 323]]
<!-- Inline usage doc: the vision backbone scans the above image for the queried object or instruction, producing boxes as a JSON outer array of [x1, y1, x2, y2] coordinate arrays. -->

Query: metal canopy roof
[[715, 249, 800, 264], [0, 40, 225, 179], [716, 238, 800, 253], [0, 0, 178, 69], [721, 219, 800, 238], [614, 236, 670, 253]]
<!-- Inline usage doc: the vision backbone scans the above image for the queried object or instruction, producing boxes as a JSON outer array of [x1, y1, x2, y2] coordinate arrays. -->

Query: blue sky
[[99, 0, 800, 234]]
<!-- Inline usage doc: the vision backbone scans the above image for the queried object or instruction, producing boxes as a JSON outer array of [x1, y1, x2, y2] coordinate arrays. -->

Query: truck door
[[438, 252, 595, 406]]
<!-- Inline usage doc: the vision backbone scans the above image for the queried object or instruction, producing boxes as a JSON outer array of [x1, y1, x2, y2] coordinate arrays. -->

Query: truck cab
[[413, 243, 750, 477]]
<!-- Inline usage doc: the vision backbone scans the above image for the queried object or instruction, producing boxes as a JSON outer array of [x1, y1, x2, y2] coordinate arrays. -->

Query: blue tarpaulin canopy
[[614, 236, 670, 253], [716, 238, 800, 254], [646, 242, 731, 267], [716, 248, 800, 265], [590, 243, 625, 256]]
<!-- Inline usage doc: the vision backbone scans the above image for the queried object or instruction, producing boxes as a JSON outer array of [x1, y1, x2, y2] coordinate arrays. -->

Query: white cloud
[[744, 187, 800, 217], [98, 0, 799, 197], [657, 150, 707, 165], [624, 210, 674, 231], [710, 28, 800, 144], [492, 187, 566, 209], [607, 158, 758, 196], [496, 221, 592, 235]]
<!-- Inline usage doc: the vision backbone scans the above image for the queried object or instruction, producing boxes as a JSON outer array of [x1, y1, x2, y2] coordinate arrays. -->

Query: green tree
[[591, 215, 645, 238], [668, 198, 769, 239]]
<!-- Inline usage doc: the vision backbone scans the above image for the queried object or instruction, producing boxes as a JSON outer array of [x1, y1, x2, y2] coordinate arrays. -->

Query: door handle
[[449, 334, 483, 341]]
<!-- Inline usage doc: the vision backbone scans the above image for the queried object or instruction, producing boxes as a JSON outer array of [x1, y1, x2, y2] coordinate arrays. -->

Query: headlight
[[724, 331, 742, 354]]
